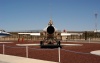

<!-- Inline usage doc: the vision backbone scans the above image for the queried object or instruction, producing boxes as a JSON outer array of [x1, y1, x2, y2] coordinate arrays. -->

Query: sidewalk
[[0, 54, 57, 63]]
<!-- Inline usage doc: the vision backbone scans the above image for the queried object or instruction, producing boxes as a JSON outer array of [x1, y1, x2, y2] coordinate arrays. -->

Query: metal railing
[[0, 44, 91, 63]]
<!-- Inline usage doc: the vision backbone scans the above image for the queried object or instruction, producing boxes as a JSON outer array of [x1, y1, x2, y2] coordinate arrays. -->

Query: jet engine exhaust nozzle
[[47, 26, 55, 34]]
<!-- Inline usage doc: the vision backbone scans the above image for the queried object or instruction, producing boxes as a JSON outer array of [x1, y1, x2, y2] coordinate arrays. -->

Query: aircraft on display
[[0, 29, 10, 38], [18, 19, 82, 48]]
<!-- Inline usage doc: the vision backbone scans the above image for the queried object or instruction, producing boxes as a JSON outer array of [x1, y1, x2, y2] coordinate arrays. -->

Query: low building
[[0, 30, 100, 42]]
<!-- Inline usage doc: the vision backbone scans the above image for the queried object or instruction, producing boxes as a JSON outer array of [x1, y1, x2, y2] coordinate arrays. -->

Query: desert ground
[[0, 41, 100, 63]]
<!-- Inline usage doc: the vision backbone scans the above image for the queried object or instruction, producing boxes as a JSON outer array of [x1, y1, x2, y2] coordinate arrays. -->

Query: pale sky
[[0, 0, 100, 31]]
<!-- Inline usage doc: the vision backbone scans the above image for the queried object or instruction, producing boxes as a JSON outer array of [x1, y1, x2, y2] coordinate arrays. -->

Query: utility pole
[[94, 13, 98, 32]]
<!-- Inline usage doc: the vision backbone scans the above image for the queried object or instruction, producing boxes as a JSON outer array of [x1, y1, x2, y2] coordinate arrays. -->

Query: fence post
[[58, 47, 60, 63], [3, 44, 5, 55], [26, 46, 28, 58], [89, 38, 91, 43]]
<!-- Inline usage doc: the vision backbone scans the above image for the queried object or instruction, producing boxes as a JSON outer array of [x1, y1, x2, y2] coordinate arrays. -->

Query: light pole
[[94, 13, 98, 32]]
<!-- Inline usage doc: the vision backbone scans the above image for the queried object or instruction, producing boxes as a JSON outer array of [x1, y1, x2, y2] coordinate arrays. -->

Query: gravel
[[0, 41, 100, 63]]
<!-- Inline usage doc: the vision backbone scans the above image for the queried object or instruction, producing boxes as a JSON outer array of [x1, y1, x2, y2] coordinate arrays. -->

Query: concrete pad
[[90, 50, 100, 56], [0, 54, 57, 63], [61, 44, 83, 46], [16, 44, 40, 46], [16, 44, 83, 47], [0, 42, 13, 43]]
